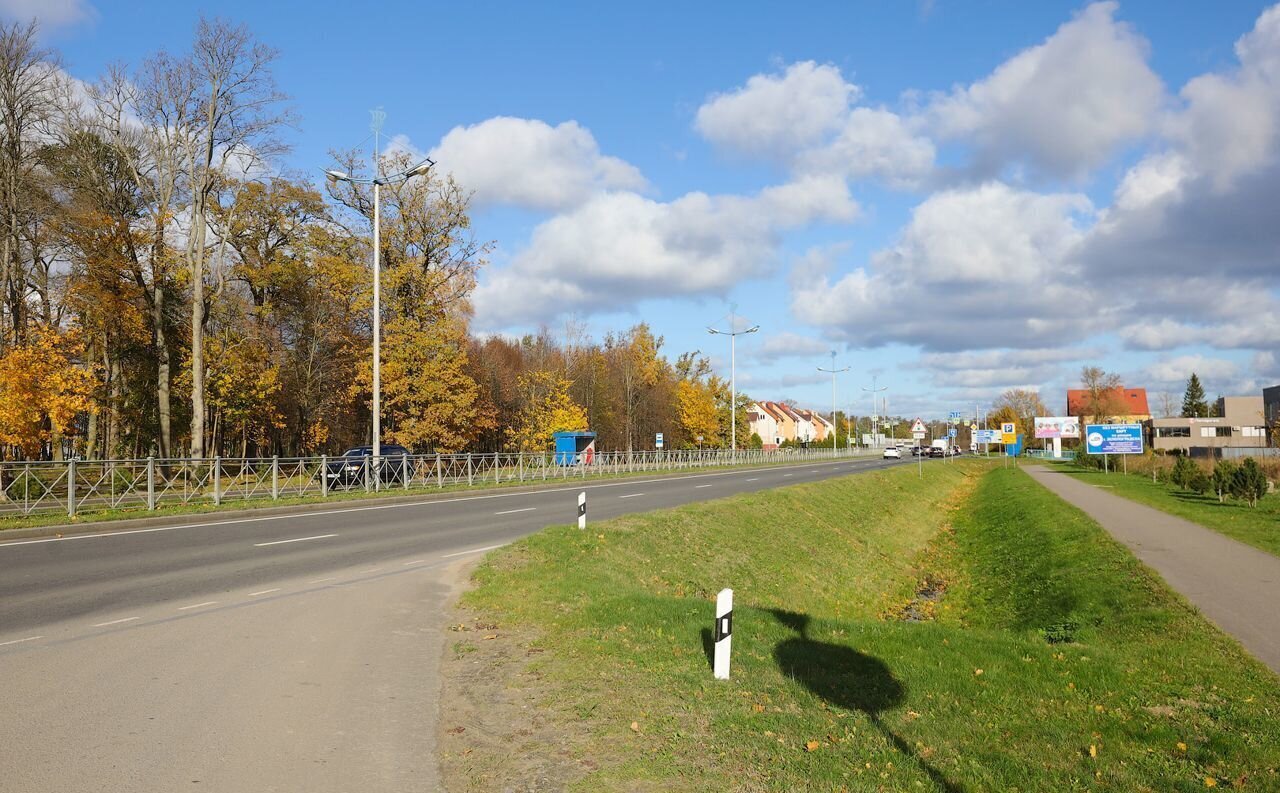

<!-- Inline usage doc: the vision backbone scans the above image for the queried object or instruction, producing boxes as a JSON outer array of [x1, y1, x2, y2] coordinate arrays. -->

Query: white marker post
[[713, 588, 733, 680], [577, 491, 587, 529]]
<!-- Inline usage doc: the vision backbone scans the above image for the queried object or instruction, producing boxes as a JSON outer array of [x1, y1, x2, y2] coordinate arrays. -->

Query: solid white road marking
[[494, 507, 536, 515], [618, 493, 645, 499], [253, 533, 338, 547], [177, 601, 217, 611], [441, 544, 504, 559], [92, 617, 139, 627], [0, 635, 42, 646], [247, 588, 281, 597]]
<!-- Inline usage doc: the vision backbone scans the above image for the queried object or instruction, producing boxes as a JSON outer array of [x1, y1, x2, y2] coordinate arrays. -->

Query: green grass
[[445, 462, 1280, 792], [1059, 464, 1280, 557]]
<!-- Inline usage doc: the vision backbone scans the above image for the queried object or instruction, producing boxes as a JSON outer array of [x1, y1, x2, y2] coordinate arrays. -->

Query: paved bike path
[[1026, 465, 1280, 674]]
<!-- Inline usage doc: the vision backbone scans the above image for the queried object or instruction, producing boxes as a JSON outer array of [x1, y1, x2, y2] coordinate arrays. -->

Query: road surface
[[1026, 465, 1280, 675], [0, 454, 910, 792]]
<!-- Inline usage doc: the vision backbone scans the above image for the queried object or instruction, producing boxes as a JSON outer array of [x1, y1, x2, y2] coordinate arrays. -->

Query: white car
[[883, 447, 901, 459]]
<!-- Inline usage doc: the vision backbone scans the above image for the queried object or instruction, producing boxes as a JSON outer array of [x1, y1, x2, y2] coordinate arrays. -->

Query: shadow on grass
[[768, 609, 963, 793]]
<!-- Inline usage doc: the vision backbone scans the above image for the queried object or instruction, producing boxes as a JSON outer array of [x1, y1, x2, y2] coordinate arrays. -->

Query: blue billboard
[[1085, 424, 1144, 455]]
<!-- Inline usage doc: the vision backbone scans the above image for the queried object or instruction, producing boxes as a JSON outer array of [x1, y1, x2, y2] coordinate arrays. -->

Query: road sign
[[948, 411, 962, 423], [969, 423, 978, 431], [975, 429, 1001, 444], [1001, 422, 1017, 444], [655, 432, 664, 449], [912, 431, 926, 440], [1085, 424, 1143, 455], [911, 419, 926, 433], [948, 428, 957, 438]]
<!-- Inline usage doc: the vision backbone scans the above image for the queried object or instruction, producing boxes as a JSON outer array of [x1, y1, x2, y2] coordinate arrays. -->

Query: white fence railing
[[0, 447, 876, 520]]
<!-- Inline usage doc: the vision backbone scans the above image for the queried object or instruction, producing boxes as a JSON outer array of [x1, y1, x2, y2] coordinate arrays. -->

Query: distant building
[[1265, 385, 1280, 441], [1066, 387, 1151, 425], [748, 401, 828, 447], [747, 403, 780, 450], [1148, 395, 1267, 455]]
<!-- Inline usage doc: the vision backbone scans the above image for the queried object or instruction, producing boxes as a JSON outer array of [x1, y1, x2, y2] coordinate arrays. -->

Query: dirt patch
[[436, 594, 595, 791]]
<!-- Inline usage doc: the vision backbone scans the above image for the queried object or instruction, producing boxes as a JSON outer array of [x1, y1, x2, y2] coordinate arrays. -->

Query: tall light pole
[[325, 111, 435, 476], [862, 376, 887, 447], [708, 306, 758, 455], [817, 351, 849, 455]]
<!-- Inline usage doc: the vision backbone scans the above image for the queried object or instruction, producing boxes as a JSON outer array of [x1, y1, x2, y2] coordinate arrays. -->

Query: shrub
[[1187, 468, 1212, 496], [1230, 458, 1269, 508], [1211, 460, 1238, 503], [1170, 455, 1199, 490]]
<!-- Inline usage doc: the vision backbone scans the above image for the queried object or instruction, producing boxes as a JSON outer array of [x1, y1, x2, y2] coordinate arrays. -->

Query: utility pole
[[818, 351, 850, 455]]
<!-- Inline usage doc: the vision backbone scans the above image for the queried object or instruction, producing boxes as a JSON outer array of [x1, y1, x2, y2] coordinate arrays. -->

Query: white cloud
[[695, 61, 858, 158], [424, 117, 647, 211], [796, 107, 936, 188], [750, 332, 832, 363], [1143, 355, 1240, 388], [0, 0, 93, 29], [793, 182, 1097, 351], [474, 177, 859, 329], [928, 1, 1163, 179]]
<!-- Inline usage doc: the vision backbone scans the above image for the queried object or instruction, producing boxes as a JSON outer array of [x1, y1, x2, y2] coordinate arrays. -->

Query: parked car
[[325, 444, 412, 488], [883, 447, 902, 459], [910, 446, 925, 456], [927, 447, 946, 458], [949, 446, 962, 456]]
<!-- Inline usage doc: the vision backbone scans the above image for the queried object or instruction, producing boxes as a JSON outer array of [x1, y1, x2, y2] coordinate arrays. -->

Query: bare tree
[[1154, 391, 1178, 419], [1079, 366, 1124, 422], [184, 17, 290, 459]]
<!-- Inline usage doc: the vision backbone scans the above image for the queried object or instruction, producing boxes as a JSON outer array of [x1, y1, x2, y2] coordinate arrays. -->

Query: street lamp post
[[817, 351, 850, 457], [862, 376, 887, 447], [708, 307, 758, 456], [325, 130, 434, 486]]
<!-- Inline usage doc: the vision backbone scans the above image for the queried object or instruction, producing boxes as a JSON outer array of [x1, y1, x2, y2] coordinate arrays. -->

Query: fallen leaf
[[1089, 745, 1098, 758], [974, 669, 984, 676], [630, 721, 639, 732], [446, 726, 465, 735], [805, 740, 821, 752], [753, 704, 765, 713], [483, 634, 498, 640], [1204, 777, 1217, 787], [1177, 742, 1187, 752]]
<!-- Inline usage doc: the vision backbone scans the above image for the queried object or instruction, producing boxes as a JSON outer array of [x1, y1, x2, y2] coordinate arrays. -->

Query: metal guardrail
[[0, 447, 878, 519], [1025, 450, 1077, 460]]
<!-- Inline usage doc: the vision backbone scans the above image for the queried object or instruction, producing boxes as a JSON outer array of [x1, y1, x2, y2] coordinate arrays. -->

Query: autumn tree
[[507, 370, 588, 452], [0, 327, 93, 458]]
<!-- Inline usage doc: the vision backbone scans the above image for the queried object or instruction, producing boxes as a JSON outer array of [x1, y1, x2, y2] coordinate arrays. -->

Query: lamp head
[[324, 169, 348, 182]]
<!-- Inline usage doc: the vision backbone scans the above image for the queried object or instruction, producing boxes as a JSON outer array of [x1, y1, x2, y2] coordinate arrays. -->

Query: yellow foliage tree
[[375, 315, 483, 453], [0, 328, 95, 458], [508, 370, 589, 452], [675, 378, 719, 447]]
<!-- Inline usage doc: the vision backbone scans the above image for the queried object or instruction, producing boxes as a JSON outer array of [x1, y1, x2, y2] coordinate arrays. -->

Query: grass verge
[[1058, 463, 1280, 557], [439, 461, 1279, 791]]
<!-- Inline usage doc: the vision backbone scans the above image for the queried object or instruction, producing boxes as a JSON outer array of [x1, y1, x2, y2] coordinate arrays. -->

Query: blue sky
[[19, 0, 1280, 421]]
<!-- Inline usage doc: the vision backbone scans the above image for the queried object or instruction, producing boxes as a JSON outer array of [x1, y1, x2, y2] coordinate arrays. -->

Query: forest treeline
[[0, 18, 748, 461]]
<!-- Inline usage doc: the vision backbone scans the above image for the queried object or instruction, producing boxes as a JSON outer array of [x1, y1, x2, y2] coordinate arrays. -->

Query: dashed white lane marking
[[309, 577, 335, 584], [441, 544, 504, 559], [253, 533, 338, 547], [494, 507, 536, 515], [618, 493, 645, 499], [783, 474, 793, 477], [694, 484, 713, 489], [177, 601, 217, 611], [360, 567, 382, 574], [745, 478, 759, 482], [92, 617, 139, 627], [0, 635, 42, 646], [247, 588, 281, 597], [403, 559, 426, 566]]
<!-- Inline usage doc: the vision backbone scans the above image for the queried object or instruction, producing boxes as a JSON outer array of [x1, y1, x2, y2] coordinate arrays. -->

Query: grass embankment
[[441, 462, 1279, 792], [1060, 464, 1280, 557]]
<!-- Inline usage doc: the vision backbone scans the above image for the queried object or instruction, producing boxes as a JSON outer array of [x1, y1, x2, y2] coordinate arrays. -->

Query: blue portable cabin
[[554, 431, 597, 466]]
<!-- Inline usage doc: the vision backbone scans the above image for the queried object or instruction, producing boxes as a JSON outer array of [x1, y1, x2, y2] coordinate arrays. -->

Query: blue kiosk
[[554, 431, 597, 466]]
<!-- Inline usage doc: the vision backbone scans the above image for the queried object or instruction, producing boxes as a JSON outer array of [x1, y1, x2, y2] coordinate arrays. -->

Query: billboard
[[974, 429, 1002, 444], [1085, 424, 1144, 455], [1034, 416, 1081, 439]]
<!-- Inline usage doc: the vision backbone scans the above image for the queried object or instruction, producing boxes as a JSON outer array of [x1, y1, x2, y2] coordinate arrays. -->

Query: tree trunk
[[154, 285, 172, 459]]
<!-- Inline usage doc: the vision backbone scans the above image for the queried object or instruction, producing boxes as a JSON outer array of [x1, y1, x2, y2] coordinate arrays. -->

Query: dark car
[[927, 447, 946, 458], [325, 444, 411, 488]]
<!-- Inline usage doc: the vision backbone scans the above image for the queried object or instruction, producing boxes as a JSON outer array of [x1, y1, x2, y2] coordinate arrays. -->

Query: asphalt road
[[0, 454, 911, 793]]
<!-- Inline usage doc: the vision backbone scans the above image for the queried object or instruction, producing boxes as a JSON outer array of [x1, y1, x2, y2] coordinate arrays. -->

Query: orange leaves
[[0, 327, 95, 456], [507, 370, 588, 452]]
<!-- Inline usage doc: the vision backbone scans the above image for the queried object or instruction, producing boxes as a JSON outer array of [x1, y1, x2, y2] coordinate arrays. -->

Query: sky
[[11, 0, 1280, 421]]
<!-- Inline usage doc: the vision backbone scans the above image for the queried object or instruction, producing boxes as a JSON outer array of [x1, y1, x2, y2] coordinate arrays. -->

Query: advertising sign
[[974, 429, 1001, 444], [1085, 424, 1144, 455], [1001, 422, 1017, 444], [1034, 416, 1081, 439], [655, 432, 664, 449]]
